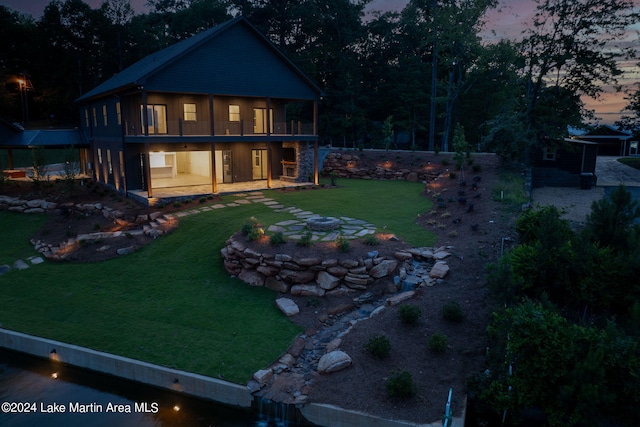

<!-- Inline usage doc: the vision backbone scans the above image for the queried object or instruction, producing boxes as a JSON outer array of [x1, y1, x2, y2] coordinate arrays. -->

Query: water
[[0, 349, 296, 427]]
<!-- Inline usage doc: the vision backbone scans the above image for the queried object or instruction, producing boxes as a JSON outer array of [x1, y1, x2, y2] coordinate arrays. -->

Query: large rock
[[316, 271, 341, 290], [265, 276, 290, 293], [238, 269, 265, 286], [369, 259, 398, 278], [290, 284, 325, 297], [317, 350, 352, 374], [429, 261, 449, 279], [275, 298, 300, 316]]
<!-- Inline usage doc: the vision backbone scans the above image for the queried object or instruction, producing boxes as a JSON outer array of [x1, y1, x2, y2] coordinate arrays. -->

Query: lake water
[[0, 349, 296, 426]]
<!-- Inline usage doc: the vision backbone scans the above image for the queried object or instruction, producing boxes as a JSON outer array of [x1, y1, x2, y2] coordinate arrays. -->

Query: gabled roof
[[583, 125, 632, 139], [76, 17, 322, 103]]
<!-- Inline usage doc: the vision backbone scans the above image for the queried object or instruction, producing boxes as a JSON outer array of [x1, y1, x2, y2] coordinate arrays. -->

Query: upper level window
[[229, 105, 240, 122], [116, 102, 121, 125], [84, 108, 90, 128], [184, 103, 196, 121], [92, 107, 97, 127], [140, 104, 167, 134], [543, 147, 557, 161], [102, 105, 108, 126]]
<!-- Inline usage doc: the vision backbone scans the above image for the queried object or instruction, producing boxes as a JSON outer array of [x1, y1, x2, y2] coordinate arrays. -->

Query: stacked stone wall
[[221, 236, 451, 297], [321, 151, 442, 182]]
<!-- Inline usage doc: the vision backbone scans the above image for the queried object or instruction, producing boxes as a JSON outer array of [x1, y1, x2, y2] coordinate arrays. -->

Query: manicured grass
[[0, 211, 48, 265], [0, 179, 436, 383], [618, 157, 640, 171], [265, 179, 436, 247]]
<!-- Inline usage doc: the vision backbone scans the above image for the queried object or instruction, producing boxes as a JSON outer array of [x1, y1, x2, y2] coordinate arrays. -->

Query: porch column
[[145, 142, 153, 198], [266, 97, 272, 188], [209, 94, 217, 194], [313, 100, 318, 136]]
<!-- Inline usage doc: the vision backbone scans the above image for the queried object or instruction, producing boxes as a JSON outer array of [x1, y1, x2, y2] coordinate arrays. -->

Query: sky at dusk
[[1, 0, 639, 124]]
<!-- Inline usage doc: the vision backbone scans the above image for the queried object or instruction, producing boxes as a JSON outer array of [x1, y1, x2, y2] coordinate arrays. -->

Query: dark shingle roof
[[75, 17, 321, 102]]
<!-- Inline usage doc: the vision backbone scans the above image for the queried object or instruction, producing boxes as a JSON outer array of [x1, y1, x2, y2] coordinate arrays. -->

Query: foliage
[[484, 300, 640, 426], [362, 234, 379, 246], [441, 301, 464, 323], [30, 146, 49, 185], [515, 205, 572, 246], [584, 184, 640, 253], [398, 304, 422, 324], [296, 230, 314, 247], [428, 333, 447, 353], [364, 334, 391, 359], [335, 235, 350, 253], [58, 145, 81, 195], [269, 231, 286, 245], [241, 216, 264, 241], [386, 370, 417, 399]]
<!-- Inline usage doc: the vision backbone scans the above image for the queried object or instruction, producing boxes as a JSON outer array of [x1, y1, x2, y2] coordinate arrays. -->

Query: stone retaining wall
[[0, 195, 175, 260], [321, 151, 441, 182], [221, 236, 452, 297]]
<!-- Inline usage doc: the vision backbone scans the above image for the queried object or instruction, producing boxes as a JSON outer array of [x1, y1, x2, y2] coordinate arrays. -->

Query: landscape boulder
[[317, 350, 352, 374]]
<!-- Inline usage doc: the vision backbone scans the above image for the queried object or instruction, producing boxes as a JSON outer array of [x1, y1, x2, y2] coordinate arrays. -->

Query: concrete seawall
[[0, 329, 252, 409], [1, 329, 466, 426]]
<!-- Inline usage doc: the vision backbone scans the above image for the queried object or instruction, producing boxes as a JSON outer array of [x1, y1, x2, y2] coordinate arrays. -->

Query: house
[[531, 137, 599, 188], [75, 17, 323, 204], [577, 125, 635, 156]]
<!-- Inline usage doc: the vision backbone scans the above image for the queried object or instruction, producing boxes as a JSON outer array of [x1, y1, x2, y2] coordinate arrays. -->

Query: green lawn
[[0, 179, 435, 383]]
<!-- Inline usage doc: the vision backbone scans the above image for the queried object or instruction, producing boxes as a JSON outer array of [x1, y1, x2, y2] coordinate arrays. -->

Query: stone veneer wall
[[221, 236, 451, 297], [321, 150, 442, 182]]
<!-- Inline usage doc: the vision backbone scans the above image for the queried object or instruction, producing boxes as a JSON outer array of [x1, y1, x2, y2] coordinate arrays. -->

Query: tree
[[520, 0, 639, 143], [616, 83, 640, 133]]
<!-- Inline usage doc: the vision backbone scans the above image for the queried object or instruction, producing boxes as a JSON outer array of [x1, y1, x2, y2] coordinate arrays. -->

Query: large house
[[75, 17, 323, 204]]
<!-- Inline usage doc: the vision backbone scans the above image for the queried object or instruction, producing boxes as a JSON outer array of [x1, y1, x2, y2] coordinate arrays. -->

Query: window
[[102, 105, 108, 126], [229, 105, 240, 122], [140, 104, 168, 134], [116, 102, 121, 125], [97, 148, 103, 164], [92, 107, 98, 127], [253, 108, 273, 134], [84, 109, 90, 127], [184, 103, 197, 121], [543, 147, 557, 161]]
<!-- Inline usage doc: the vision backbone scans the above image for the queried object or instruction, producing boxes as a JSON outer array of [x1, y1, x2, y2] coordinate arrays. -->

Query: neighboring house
[[577, 125, 635, 156], [0, 118, 88, 177], [75, 17, 323, 203], [531, 138, 599, 188]]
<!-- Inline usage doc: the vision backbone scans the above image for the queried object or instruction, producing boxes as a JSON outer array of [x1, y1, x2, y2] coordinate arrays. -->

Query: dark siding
[[144, 24, 317, 100]]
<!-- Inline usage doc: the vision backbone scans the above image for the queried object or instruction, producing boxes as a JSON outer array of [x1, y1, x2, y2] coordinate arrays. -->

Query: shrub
[[429, 333, 447, 353], [362, 234, 379, 246], [442, 302, 464, 322], [336, 235, 350, 253], [269, 231, 286, 245], [472, 163, 482, 172], [398, 304, 422, 324], [241, 217, 260, 235], [386, 370, 417, 398], [297, 231, 314, 247], [364, 334, 391, 359]]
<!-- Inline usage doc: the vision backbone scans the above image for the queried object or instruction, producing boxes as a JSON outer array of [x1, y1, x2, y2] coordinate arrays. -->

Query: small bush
[[269, 231, 286, 245], [398, 304, 422, 324], [362, 234, 379, 246], [472, 163, 482, 172], [173, 202, 181, 208], [449, 171, 457, 179], [241, 217, 260, 235], [441, 158, 450, 166], [364, 334, 391, 359], [429, 333, 447, 353], [442, 302, 464, 322], [386, 370, 417, 398], [297, 231, 314, 247], [336, 235, 350, 253]]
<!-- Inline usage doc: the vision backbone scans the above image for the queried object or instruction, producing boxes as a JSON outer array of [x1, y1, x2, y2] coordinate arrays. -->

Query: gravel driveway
[[531, 156, 640, 223]]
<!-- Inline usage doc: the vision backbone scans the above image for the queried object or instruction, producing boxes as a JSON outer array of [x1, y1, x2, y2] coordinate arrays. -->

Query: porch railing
[[124, 119, 315, 137]]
